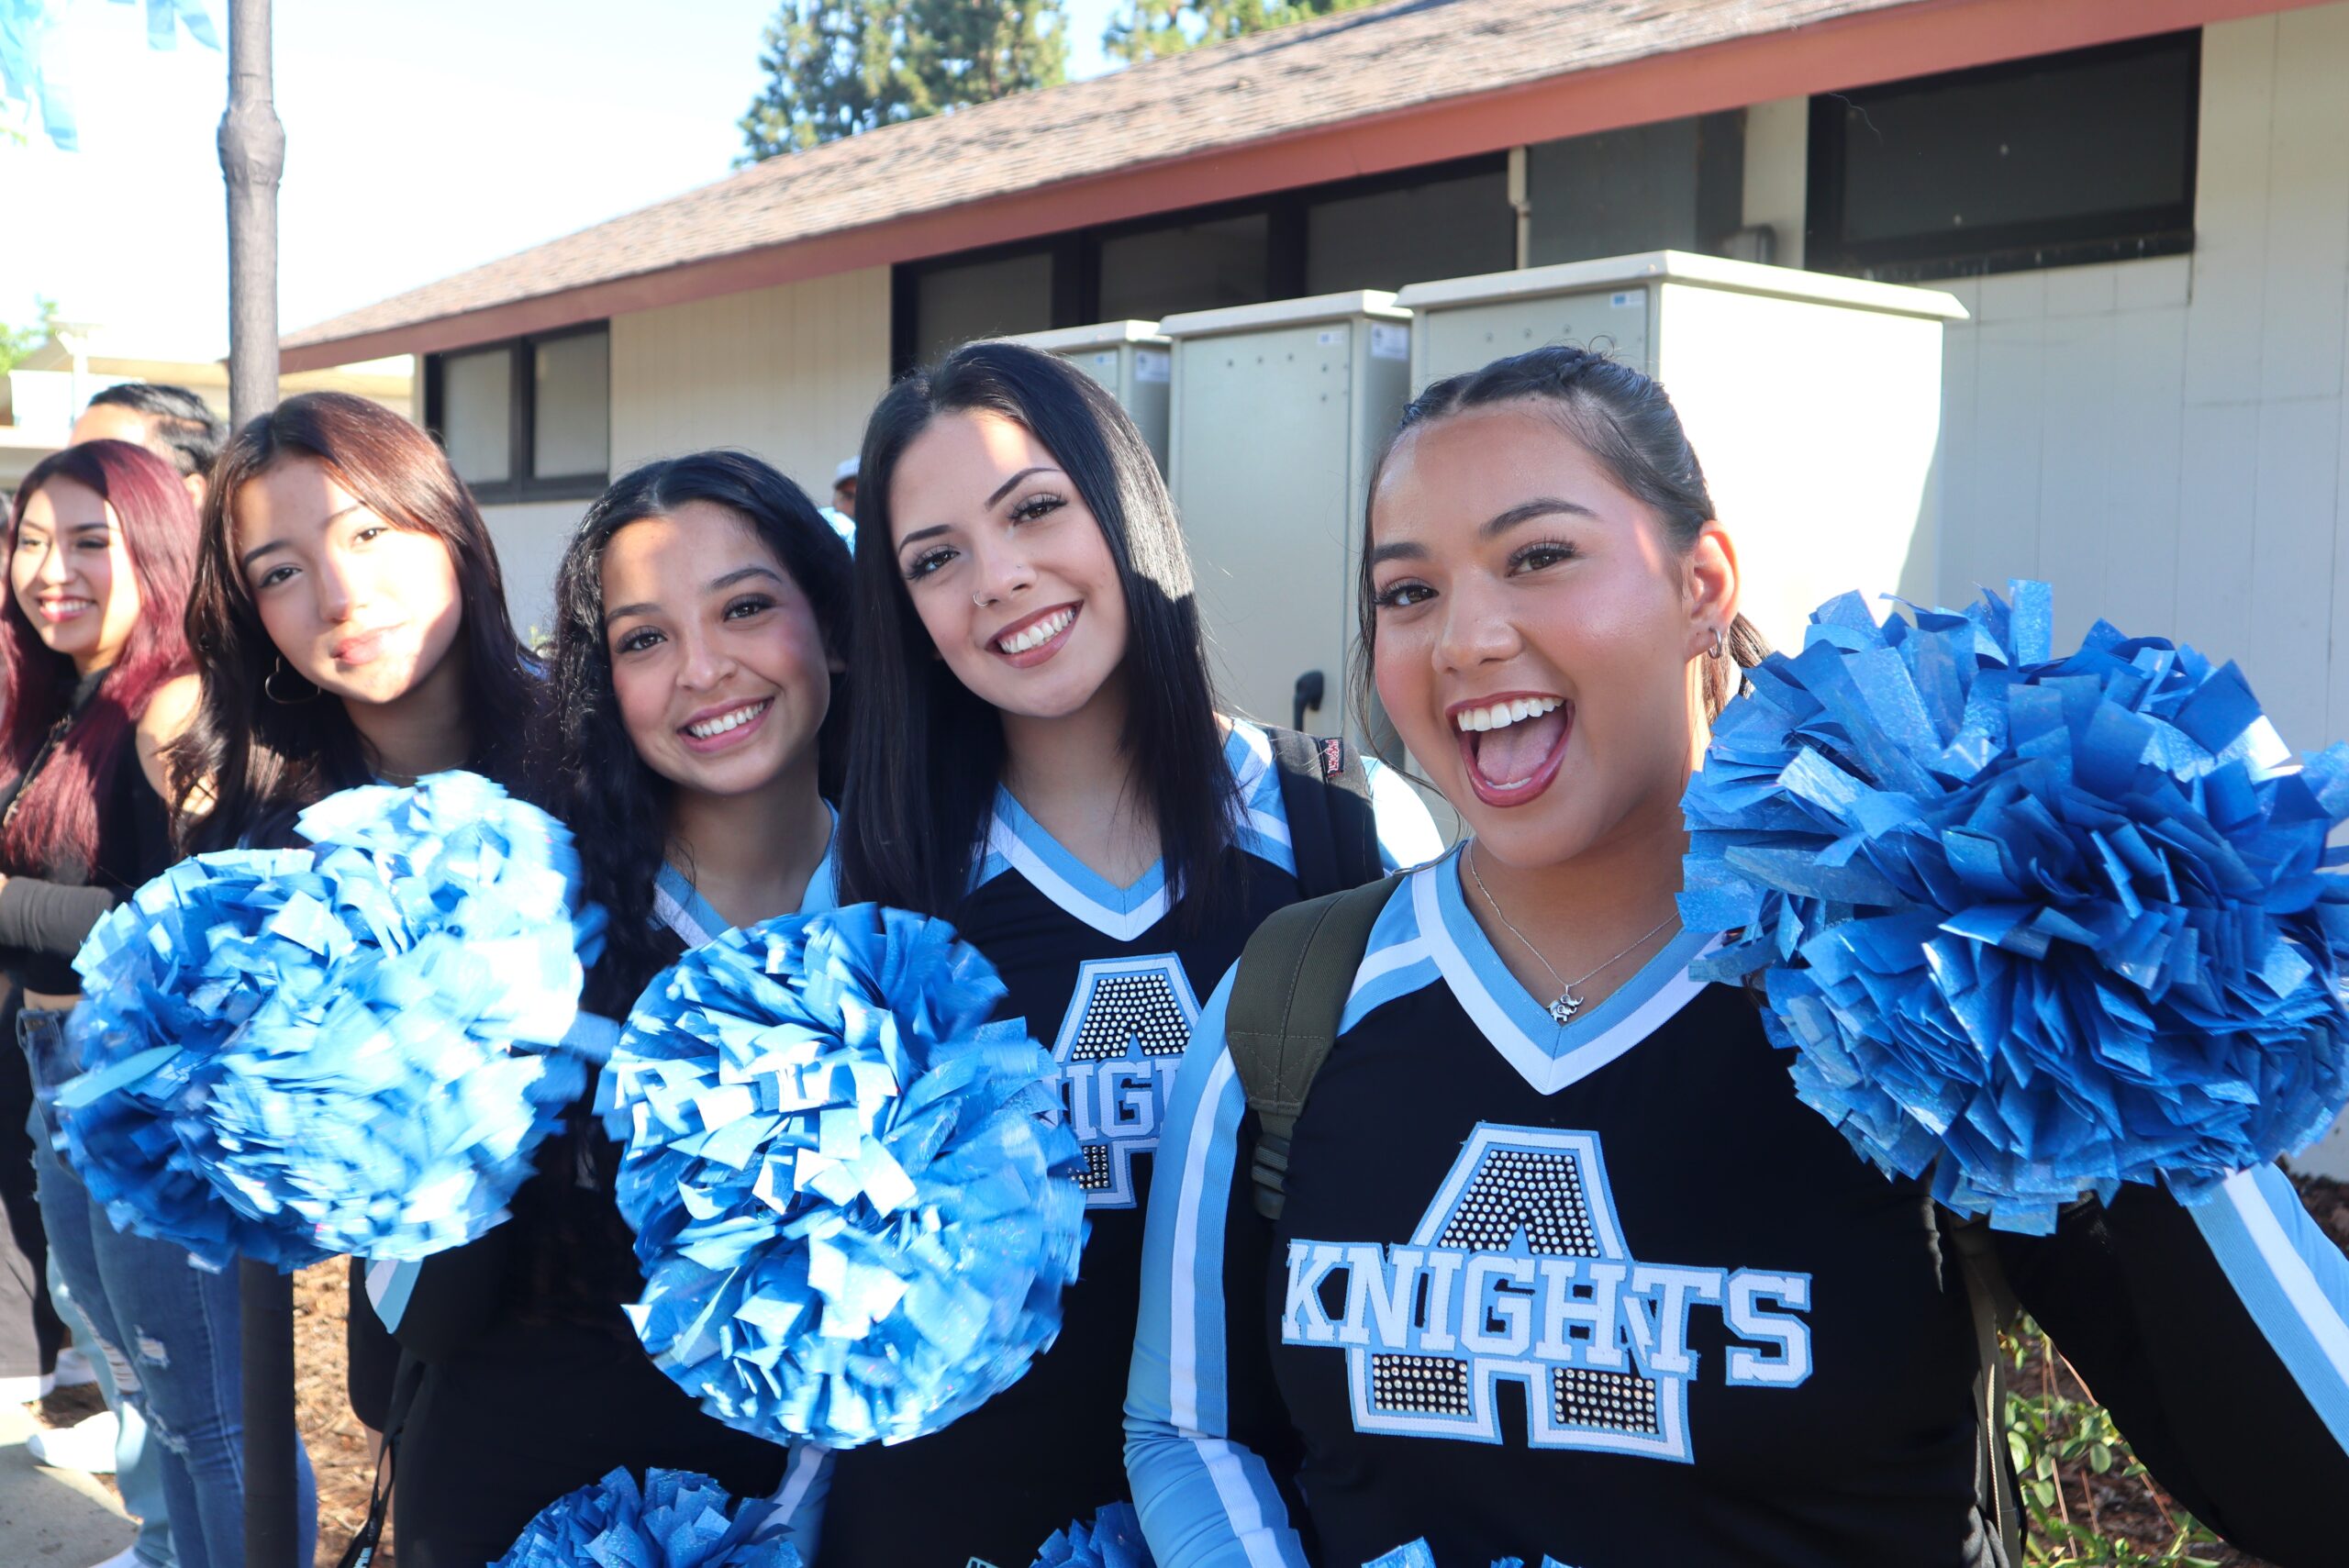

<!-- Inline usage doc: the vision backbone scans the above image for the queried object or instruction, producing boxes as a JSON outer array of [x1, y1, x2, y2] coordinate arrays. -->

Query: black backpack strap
[[1225, 878, 1396, 1219], [1941, 1210, 2024, 1568], [1267, 727, 1382, 899]]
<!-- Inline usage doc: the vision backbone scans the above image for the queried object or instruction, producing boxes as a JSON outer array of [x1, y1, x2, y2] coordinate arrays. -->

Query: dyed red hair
[[1, 439, 198, 877]]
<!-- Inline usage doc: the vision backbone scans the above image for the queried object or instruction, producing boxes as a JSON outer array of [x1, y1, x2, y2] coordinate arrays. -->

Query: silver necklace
[[1464, 843, 1680, 1026]]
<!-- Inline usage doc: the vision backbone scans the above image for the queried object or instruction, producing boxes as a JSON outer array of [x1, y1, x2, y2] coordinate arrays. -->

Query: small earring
[[1709, 626, 1726, 661], [264, 655, 320, 706]]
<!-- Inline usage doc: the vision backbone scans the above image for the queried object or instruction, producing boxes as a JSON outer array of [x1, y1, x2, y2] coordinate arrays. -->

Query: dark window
[[1808, 31, 2199, 282], [890, 157, 1508, 372], [422, 323, 609, 504], [1524, 114, 1744, 267]]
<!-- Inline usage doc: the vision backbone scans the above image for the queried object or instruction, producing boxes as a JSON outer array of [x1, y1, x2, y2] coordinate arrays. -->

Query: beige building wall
[[487, 266, 894, 631], [610, 266, 893, 495]]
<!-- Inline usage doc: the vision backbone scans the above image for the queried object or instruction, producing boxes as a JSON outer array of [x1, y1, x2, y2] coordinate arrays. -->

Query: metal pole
[[219, 5, 295, 1566]]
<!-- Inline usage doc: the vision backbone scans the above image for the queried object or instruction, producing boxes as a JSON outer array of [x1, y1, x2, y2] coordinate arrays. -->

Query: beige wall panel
[[610, 267, 892, 502], [2248, 396, 2343, 750], [2181, 15, 2275, 406], [1739, 96, 1808, 271], [2258, 5, 2349, 403], [484, 499, 595, 645]]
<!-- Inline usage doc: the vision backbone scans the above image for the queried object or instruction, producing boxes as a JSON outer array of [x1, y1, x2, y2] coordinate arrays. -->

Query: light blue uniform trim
[[2187, 1163, 2349, 1451], [1127, 975, 1312, 1568]]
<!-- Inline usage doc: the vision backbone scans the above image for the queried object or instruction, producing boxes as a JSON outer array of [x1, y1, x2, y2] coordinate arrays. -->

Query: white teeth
[[1454, 696, 1563, 734], [997, 608, 1073, 654], [685, 700, 768, 740]]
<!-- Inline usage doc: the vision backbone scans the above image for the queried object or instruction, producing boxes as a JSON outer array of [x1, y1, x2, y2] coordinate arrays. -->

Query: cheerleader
[[3, 439, 305, 1568], [380, 451, 850, 1568], [823, 341, 1439, 1567], [170, 388, 552, 1494], [1123, 346, 2349, 1568]]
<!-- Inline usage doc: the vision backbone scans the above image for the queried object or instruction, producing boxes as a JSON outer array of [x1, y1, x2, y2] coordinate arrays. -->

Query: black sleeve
[[378, 1224, 516, 1368], [0, 877, 120, 960], [346, 1255, 400, 1430], [1994, 1169, 2349, 1567]]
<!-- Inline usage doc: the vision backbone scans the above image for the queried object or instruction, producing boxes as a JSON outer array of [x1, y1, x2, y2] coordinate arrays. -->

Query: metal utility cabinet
[[1398, 251, 1967, 651], [1160, 291, 1413, 742], [1008, 320, 1174, 473]]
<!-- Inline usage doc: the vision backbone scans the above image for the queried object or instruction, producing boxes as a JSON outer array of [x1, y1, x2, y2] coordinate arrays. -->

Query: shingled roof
[[284, 0, 1953, 359]]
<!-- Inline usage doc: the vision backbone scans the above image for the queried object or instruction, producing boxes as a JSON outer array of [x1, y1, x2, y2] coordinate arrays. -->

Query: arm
[[1362, 756, 1443, 872], [0, 877, 120, 957], [134, 673, 202, 806], [1997, 1164, 2349, 1566], [1127, 980, 1311, 1568]]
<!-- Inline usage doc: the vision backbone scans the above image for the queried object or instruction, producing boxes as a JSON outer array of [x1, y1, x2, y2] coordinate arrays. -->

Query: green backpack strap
[[1225, 878, 1397, 1219]]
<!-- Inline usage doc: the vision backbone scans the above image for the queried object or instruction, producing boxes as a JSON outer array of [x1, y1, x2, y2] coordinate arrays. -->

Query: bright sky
[[1, 0, 1120, 357]]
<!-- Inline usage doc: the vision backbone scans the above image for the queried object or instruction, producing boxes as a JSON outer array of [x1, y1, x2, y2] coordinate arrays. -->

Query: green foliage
[[739, 0, 1069, 161], [2002, 1320, 2227, 1567], [0, 295, 61, 375], [1101, 0, 1384, 64]]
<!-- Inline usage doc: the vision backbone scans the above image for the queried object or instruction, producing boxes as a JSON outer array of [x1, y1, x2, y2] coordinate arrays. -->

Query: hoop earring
[[265, 655, 321, 706], [1709, 626, 1727, 661]]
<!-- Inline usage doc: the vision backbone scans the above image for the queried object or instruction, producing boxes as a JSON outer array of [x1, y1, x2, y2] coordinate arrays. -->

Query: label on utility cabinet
[[1369, 323, 1409, 361], [1135, 349, 1171, 383]]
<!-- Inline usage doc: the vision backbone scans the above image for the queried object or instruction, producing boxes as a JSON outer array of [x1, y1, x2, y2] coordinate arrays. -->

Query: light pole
[[217, 4, 297, 1566]]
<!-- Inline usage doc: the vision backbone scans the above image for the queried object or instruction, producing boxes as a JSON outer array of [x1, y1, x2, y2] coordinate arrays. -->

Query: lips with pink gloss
[[988, 603, 1079, 670], [677, 696, 773, 754]]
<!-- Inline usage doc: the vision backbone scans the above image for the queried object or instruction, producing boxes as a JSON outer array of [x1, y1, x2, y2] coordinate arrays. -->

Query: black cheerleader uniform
[[1127, 849, 2349, 1568]]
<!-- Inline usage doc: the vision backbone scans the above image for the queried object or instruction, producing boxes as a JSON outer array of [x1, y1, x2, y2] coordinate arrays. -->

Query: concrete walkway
[[0, 1398, 135, 1567]]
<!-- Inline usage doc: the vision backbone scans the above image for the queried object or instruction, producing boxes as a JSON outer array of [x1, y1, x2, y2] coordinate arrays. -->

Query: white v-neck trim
[[984, 811, 1174, 940], [1414, 857, 1720, 1097]]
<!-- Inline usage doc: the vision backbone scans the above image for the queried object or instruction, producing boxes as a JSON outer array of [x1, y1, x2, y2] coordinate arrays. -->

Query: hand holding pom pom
[[57, 772, 602, 1269], [607, 903, 1086, 1449], [1030, 1503, 1152, 1568], [1683, 581, 2349, 1231], [493, 1466, 802, 1568]]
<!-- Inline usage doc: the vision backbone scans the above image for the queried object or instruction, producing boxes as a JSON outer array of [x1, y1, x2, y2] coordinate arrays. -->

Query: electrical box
[[1397, 251, 1966, 652], [1006, 321, 1173, 473], [1160, 291, 1413, 743]]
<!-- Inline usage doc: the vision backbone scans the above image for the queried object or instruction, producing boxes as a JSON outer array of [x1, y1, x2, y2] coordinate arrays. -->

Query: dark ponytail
[[1358, 345, 1766, 721]]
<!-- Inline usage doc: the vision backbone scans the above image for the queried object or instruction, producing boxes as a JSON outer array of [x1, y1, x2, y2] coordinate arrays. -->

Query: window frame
[[1806, 30, 2200, 284], [422, 320, 611, 504]]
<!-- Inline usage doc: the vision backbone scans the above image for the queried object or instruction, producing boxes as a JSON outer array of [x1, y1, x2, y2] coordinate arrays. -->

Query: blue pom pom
[[57, 772, 601, 1269], [1683, 582, 2349, 1231], [1030, 1503, 1152, 1568], [607, 903, 1086, 1448], [1361, 1543, 1568, 1568], [492, 1466, 802, 1568]]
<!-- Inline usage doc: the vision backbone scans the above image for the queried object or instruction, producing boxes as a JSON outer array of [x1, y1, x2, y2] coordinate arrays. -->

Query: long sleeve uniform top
[[815, 721, 1437, 1568], [1125, 851, 2349, 1568]]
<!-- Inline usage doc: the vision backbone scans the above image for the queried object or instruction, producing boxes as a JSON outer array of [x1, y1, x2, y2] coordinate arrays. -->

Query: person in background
[[823, 341, 1438, 1567], [382, 450, 849, 1568], [70, 384, 227, 507], [822, 456, 859, 549], [0, 439, 207, 1568]]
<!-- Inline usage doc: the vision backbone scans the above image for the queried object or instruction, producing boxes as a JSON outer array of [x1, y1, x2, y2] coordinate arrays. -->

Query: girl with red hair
[[0, 438, 314, 1568]]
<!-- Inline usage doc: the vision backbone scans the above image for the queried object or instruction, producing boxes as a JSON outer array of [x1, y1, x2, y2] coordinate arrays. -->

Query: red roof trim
[[282, 0, 2312, 373]]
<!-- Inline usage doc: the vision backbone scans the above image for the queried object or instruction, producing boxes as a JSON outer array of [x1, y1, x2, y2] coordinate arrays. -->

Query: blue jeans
[[25, 1006, 318, 1568]]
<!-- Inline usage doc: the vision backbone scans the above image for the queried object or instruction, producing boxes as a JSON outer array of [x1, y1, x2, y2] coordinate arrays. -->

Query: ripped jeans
[[25, 1006, 317, 1568]]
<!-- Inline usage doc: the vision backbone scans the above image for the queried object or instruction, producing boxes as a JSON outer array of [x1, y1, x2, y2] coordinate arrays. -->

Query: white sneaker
[[51, 1346, 101, 1389], [28, 1409, 120, 1473], [0, 1370, 54, 1401]]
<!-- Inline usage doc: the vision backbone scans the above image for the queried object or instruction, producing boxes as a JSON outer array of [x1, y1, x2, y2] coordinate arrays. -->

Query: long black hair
[[1361, 345, 1768, 725], [839, 340, 1236, 920], [173, 392, 547, 849], [551, 450, 852, 1015]]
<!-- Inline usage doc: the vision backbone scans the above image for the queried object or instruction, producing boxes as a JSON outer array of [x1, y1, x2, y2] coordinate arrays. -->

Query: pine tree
[[739, 0, 1070, 161], [1102, 0, 1384, 65]]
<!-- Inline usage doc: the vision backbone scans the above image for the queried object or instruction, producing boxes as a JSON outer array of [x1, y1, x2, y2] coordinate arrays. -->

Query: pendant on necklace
[[1548, 990, 1583, 1026]]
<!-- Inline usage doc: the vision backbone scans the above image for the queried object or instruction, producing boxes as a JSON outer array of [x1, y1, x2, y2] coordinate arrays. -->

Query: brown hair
[[170, 392, 547, 849]]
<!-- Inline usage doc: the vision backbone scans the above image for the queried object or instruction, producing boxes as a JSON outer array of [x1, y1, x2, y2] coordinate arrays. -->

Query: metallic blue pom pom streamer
[[56, 772, 603, 1269], [1030, 1503, 1152, 1568], [1683, 581, 2349, 1231], [492, 1466, 802, 1568], [1362, 1543, 1569, 1568], [607, 903, 1086, 1449]]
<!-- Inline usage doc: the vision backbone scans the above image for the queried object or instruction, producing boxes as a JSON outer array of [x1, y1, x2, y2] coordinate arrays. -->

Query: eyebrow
[[1366, 496, 1598, 569], [894, 466, 1066, 559], [238, 503, 366, 573], [603, 563, 787, 626]]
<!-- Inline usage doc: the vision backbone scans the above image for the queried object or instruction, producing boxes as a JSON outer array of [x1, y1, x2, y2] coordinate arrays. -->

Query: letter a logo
[[1050, 955, 1200, 1207]]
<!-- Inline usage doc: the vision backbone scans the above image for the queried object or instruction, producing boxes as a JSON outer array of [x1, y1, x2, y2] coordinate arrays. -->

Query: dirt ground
[[23, 1174, 2349, 1567]]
